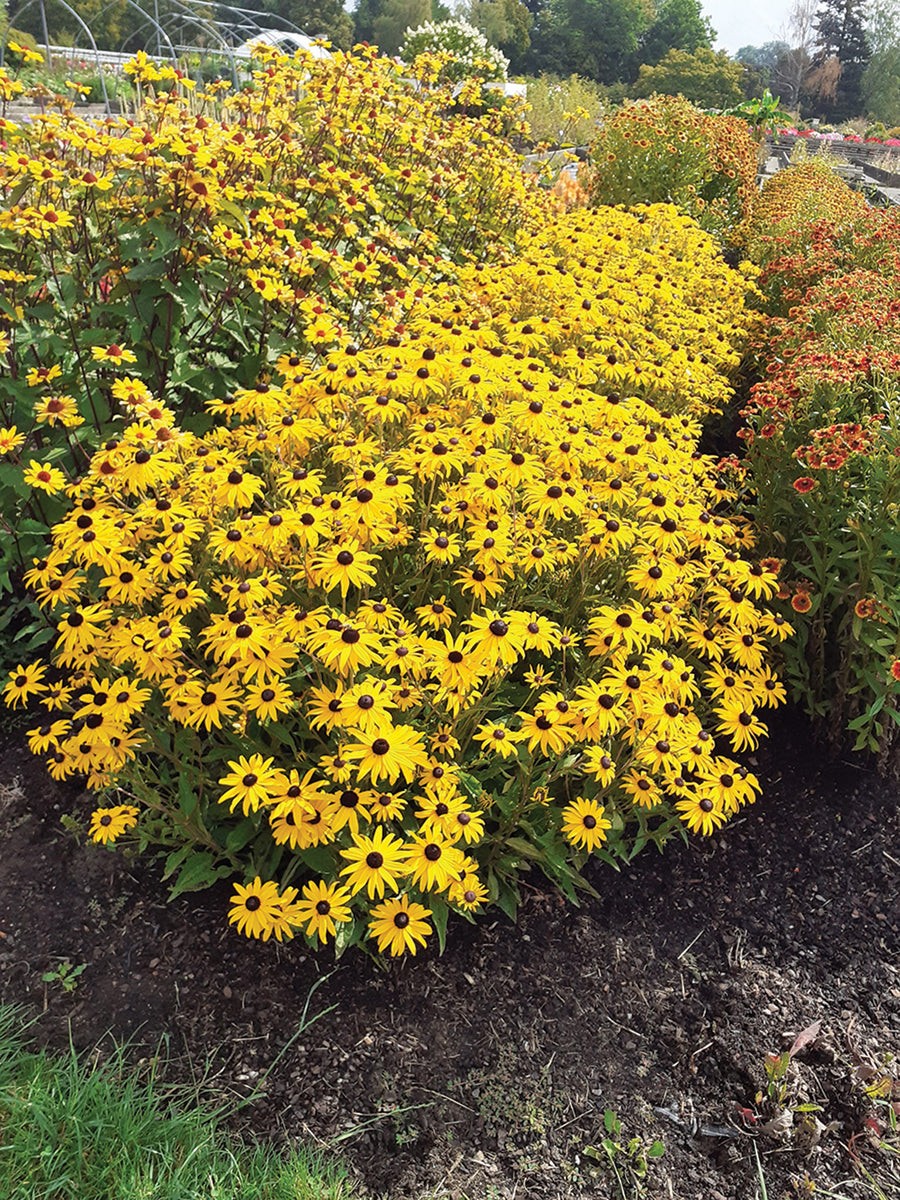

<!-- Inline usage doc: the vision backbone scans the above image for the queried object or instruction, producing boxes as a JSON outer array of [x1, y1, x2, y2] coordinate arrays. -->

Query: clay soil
[[1, 708, 898, 1200]]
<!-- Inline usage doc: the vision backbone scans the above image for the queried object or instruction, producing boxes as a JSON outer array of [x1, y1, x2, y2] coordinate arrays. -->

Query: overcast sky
[[703, 0, 793, 53]]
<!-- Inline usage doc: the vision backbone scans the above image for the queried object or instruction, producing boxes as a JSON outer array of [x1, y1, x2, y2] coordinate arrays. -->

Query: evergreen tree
[[812, 0, 870, 119]]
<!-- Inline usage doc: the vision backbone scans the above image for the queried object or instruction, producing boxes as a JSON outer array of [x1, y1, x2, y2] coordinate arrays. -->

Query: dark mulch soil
[[1, 709, 899, 1200]]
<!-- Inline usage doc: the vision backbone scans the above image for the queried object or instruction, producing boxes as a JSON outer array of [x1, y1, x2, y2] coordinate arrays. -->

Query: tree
[[353, 0, 385, 43], [463, 0, 532, 62], [530, 0, 650, 83], [372, 0, 431, 54], [637, 0, 715, 70], [770, 0, 818, 110], [277, 0, 354, 47], [810, 0, 870, 119], [862, 0, 900, 125], [633, 45, 744, 108]]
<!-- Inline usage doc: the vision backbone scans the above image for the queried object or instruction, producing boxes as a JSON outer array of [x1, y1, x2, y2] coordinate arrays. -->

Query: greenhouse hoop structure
[[1, 0, 324, 112]]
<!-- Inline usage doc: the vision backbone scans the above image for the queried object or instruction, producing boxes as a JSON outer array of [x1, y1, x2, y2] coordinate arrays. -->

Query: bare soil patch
[[1, 709, 898, 1199]]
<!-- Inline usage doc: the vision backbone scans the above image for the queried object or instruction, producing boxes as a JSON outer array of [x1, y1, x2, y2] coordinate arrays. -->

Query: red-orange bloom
[[791, 593, 812, 613], [793, 477, 817, 493]]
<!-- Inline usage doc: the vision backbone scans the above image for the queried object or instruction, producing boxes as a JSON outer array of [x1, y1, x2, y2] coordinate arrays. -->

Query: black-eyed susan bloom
[[465, 610, 528, 671], [218, 754, 281, 814], [312, 539, 378, 597], [3, 661, 47, 708], [339, 825, 407, 897], [675, 794, 727, 836], [89, 804, 139, 844], [228, 877, 282, 939], [402, 833, 465, 892], [473, 720, 522, 758], [294, 880, 353, 943], [368, 893, 432, 956], [714, 700, 767, 752], [561, 797, 611, 852], [344, 725, 428, 784]]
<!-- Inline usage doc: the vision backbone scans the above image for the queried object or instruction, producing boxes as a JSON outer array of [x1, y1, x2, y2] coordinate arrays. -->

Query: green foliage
[[637, 0, 715, 71], [633, 47, 745, 110], [41, 958, 87, 993], [725, 89, 791, 136], [531, 0, 649, 84], [863, 47, 900, 127], [372, 0, 431, 55], [280, 0, 354, 49], [524, 71, 605, 144], [583, 1109, 665, 1195], [463, 0, 532, 61], [0, 1004, 352, 1200]]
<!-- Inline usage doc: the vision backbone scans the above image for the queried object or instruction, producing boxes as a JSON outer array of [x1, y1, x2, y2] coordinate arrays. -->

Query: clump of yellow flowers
[[4, 200, 787, 956]]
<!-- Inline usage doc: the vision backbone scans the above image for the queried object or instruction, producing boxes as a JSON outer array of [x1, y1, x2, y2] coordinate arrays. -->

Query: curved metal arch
[[78, 0, 179, 60], [1, 0, 113, 111]]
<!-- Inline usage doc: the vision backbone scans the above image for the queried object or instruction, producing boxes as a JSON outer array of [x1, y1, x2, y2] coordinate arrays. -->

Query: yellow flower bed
[[0, 51, 785, 957]]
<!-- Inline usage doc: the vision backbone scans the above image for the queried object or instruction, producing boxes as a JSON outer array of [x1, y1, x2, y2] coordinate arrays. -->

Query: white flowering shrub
[[400, 18, 509, 84]]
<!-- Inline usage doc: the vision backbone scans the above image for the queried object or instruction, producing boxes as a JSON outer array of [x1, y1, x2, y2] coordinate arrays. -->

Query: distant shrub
[[524, 73, 605, 146], [400, 18, 508, 83]]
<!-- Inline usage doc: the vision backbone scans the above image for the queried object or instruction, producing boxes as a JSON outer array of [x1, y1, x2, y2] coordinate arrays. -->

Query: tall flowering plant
[[742, 165, 900, 758], [586, 95, 759, 245]]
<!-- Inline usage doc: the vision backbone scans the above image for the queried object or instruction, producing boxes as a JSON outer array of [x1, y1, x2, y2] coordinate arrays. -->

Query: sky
[[703, 0, 793, 54]]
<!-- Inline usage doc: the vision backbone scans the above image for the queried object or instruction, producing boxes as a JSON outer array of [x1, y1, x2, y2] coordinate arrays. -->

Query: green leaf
[[494, 879, 519, 923], [161, 843, 192, 881], [178, 773, 198, 817], [225, 818, 258, 853], [166, 851, 231, 898], [503, 835, 543, 862], [647, 1140, 665, 1157], [458, 771, 482, 801], [265, 722, 297, 750], [430, 896, 449, 954], [333, 915, 365, 959]]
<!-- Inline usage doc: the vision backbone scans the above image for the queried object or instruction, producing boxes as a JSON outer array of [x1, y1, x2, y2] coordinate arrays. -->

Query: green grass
[[0, 1005, 354, 1200]]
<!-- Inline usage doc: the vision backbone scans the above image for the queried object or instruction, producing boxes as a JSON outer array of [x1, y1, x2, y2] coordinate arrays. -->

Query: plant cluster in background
[[584, 94, 759, 245], [399, 19, 509, 84], [2, 157, 787, 955], [741, 161, 900, 757], [524, 73, 605, 148]]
